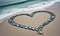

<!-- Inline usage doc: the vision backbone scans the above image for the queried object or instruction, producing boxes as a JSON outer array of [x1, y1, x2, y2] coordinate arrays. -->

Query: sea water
[[0, 0, 57, 23], [0, 0, 51, 6]]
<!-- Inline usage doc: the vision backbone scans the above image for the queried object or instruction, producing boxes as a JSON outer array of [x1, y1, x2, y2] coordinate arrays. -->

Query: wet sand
[[0, 4, 60, 36]]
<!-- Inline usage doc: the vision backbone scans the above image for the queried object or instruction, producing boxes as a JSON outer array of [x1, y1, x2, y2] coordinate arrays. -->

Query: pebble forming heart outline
[[8, 11, 56, 34]]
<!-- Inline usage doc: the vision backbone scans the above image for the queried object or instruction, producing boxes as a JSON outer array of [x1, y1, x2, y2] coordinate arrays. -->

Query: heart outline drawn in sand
[[8, 11, 55, 34]]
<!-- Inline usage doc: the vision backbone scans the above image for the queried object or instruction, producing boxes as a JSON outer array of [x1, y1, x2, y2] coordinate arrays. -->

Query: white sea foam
[[0, 0, 57, 23]]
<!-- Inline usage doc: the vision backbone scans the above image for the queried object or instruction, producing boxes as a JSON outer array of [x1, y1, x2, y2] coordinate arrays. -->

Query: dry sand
[[0, 4, 60, 36]]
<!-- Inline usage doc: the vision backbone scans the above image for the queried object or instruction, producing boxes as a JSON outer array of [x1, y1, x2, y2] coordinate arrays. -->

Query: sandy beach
[[0, 2, 60, 36]]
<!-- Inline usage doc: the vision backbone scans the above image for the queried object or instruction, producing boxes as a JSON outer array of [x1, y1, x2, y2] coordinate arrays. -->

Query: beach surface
[[0, 2, 60, 36]]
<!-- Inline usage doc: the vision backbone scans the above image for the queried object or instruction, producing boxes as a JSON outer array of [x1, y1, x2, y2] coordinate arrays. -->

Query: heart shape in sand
[[8, 11, 55, 34]]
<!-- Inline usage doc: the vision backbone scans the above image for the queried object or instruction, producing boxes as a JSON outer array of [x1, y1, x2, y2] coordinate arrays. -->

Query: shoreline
[[0, 0, 57, 23]]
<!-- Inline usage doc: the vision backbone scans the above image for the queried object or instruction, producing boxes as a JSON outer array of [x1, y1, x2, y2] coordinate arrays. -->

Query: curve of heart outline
[[8, 11, 56, 34]]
